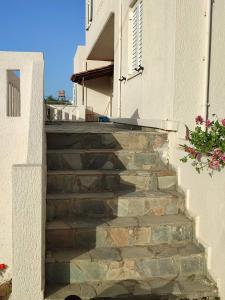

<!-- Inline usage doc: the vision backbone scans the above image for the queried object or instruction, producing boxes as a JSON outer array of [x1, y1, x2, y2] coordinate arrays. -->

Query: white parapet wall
[[0, 52, 45, 300]]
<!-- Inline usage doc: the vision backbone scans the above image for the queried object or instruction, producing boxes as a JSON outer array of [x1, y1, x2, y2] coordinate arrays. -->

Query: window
[[130, 0, 143, 73], [7, 70, 21, 117], [86, 0, 93, 30]]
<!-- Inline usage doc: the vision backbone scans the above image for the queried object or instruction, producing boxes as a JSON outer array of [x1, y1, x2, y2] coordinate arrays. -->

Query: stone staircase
[[45, 122, 218, 300]]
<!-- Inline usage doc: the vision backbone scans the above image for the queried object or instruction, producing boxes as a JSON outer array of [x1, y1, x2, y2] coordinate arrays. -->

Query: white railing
[[0, 51, 45, 300], [45, 104, 86, 121]]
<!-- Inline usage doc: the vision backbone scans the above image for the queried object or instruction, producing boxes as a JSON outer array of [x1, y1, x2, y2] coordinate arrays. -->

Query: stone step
[[46, 215, 193, 249], [46, 191, 185, 221], [47, 131, 168, 151], [47, 149, 168, 171], [47, 170, 177, 194], [45, 276, 218, 300], [45, 243, 206, 285]]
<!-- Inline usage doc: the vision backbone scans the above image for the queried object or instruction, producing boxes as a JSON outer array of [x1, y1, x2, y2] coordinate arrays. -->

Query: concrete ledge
[[111, 118, 179, 132]]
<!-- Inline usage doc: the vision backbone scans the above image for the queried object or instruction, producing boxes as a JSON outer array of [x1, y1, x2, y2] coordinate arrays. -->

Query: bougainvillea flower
[[0, 264, 7, 270], [195, 115, 204, 125], [221, 154, 225, 162], [209, 157, 220, 170], [185, 146, 197, 157], [222, 119, 225, 127], [205, 119, 212, 128], [213, 148, 222, 157]]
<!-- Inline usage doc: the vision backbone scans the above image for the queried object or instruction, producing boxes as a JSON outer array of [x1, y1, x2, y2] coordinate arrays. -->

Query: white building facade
[[74, 0, 225, 297], [0, 1, 225, 299]]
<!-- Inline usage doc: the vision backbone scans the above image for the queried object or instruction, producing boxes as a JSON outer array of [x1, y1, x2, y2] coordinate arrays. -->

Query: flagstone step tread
[[45, 123, 165, 134], [47, 214, 192, 230], [46, 191, 185, 220], [45, 277, 218, 299], [47, 150, 168, 172], [47, 171, 177, 194], [46, 243, 206, 284], [46, 190, 184, 201], [47, 170, 174, 176], [47, 214, 193, 248], [46, 128, 168, 151], [46, 243, 204, 263], [47, 149, 161, 154]]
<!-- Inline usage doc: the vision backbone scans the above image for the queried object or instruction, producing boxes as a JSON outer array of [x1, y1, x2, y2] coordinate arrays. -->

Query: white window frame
[[129, 0, 143, 74]]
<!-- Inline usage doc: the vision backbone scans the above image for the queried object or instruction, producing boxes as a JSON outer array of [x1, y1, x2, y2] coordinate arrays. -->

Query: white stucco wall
[[0, 51, 45, 300], [119, 0, 176, 120], [170, 1, 225, 297], [77, 0, 177, 120], [170, 137, 225, 298], [173, 0, 207, 126], [208, 0, 225, 119]]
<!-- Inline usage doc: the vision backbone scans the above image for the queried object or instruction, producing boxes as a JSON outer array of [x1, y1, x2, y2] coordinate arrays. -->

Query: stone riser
[[46, 194, 184, 221], [46, 253, 206, 284], [47, 132, 168, 151], [45, 276, 218, 300], [47, 222, 193, 249], [47, 151, 168, 171], [47, 172, 176, 194], [46, 276, 218, 300], [47, 173, 155, 193]]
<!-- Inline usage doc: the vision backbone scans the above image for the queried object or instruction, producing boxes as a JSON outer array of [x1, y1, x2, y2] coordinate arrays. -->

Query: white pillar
[[12, 165, 45, 300]]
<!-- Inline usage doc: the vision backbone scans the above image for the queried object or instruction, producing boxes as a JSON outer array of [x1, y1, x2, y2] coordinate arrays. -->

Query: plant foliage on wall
[[180, 115, 225, 175]]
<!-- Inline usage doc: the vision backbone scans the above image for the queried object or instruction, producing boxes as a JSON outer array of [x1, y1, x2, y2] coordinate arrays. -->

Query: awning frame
[[71, 64, 114, 83]]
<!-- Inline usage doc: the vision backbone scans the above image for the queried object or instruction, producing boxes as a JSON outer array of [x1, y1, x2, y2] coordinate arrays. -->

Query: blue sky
[[0, 0, 85, 99]]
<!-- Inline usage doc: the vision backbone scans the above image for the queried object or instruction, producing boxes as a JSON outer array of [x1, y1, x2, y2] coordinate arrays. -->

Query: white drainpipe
[[117, 0, 123, 118], [203, 0, 213, 121]]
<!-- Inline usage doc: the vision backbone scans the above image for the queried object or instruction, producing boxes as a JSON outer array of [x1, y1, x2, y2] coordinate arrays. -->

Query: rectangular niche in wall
[[7, 70, 21, 117]]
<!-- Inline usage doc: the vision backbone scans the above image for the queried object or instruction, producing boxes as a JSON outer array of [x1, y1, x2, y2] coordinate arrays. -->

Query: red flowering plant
[[0, 264, 7, 277], [180, 115, 225, 175]]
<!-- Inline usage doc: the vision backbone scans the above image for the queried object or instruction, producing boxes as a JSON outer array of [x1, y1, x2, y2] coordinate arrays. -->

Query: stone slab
[[47, 150, 168, 172], [46, 130, 168, 152], [46, 214, 193, 249], [46, 243, 206, 284], [47, 170, 176, 194]]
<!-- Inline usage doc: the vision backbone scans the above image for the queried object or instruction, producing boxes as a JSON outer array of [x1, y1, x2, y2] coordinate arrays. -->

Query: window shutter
[[131, 0, 143, 71], [86, 0, 93, 29], [89, 0, 93, 23], [138, 0, 143, 66]]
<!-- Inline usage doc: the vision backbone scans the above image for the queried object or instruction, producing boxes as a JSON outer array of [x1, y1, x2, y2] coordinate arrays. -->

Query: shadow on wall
[[84, 75, 113, 117], [131, 109, 140, 120]]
